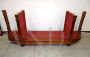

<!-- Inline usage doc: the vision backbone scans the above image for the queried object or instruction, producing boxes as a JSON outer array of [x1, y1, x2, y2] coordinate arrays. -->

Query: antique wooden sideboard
[[2, 10, 86, 46]]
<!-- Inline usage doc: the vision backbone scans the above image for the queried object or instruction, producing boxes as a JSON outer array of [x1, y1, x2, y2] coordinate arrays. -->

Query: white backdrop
[[0, 0, 90, 31]]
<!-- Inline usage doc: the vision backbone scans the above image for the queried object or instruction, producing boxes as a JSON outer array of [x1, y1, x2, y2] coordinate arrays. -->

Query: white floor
[[0, 32, 90, 57]]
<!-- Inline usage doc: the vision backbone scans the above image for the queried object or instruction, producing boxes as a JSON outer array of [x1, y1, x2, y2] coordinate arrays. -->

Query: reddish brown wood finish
[[14, 10, 77, 45], [2, 10, 86, 46], [11, 31, 80, 45], [64, 11, 77, 38], [71, 11, 87, 41], [78, 11, 87, 32], [2, 10, 17, 41], [0, 25, 3, 36], [15, 10, 28, 41]]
